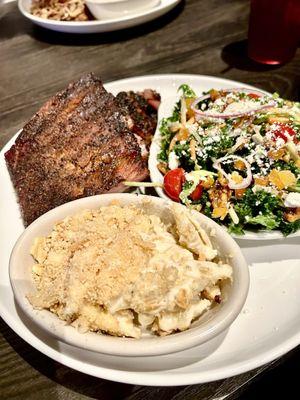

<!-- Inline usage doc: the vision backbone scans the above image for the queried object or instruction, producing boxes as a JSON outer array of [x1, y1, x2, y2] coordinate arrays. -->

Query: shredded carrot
[[190, 138, 196, 161], [169, 128, 189, 151], [234, 159, 246, 170], [268, 116, 290, 124], [254, 176, 269, 186], [268, 148, 286, 160], [235, 188, 246, 199]]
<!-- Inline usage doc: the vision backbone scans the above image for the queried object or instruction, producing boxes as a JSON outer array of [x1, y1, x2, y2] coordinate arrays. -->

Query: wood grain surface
[[0, 0, 299, 398]]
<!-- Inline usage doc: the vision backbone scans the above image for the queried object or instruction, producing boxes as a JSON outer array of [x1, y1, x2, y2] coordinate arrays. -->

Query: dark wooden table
[[1, 0, 300, 398]]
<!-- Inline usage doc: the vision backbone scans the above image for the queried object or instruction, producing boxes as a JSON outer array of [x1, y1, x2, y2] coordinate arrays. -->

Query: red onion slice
[[213, 155, 252, 189], [191, 88, 276, 120]]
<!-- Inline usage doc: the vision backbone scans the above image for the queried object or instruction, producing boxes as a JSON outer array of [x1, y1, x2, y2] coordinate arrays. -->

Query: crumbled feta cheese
[[284, 192, 300, 208], [223, 100, 260, 114], [168, 151, 180, 170], [233, 128, 242, 136], [252, 185, 278, 195], [252, 125, 261, 135], [275, 137, 285, 149], [252, 132, 264, 144], [186, 123, 200, 137], [247, 154, 254, 164], [214, 98, 224, 106]]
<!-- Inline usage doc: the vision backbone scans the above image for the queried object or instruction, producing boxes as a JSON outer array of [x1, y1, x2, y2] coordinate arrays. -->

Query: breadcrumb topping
[[28, 203, 232, 338]]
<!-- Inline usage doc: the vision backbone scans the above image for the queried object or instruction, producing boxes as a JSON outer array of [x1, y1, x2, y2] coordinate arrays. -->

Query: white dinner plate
[[18, 0, 180, 33], [1, 74, 300, 386]]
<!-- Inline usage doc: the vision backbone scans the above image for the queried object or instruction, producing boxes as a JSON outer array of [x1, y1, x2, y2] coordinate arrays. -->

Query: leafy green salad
[[157, 84, 300, 236]]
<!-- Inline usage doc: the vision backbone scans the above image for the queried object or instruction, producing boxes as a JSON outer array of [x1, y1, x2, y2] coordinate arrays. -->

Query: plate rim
[[1, 73, 300, 386], [1, 295, 300, 386], [18, 0, 180, 27]]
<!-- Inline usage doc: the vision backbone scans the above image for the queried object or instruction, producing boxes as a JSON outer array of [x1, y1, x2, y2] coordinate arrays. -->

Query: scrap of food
[[27, 203, 232, 338], [157, 85, 300, 235], [5, 73, 160, 226], [31, 0, 94, 21]]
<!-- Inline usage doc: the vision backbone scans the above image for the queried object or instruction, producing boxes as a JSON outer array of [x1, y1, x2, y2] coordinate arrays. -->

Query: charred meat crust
[[115, 90, 161, 148], [5, 73, 157, 226]]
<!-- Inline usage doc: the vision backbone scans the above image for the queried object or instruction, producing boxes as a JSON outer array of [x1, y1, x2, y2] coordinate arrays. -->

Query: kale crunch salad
[[157, 85, 300, 236]]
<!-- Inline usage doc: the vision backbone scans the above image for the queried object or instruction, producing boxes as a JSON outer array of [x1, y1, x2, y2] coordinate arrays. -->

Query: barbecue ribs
[[5, 73, 160, 226]]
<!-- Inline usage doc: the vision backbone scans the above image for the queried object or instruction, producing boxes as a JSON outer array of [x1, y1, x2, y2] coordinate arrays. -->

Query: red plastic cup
[[248, 0, 300, 65]]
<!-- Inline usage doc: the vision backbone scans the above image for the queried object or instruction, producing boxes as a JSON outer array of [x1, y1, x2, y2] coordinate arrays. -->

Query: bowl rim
[[148, 88, 300, 241], [18, 0, 162, 26], [85, 0, 158, 5], [86, 0, 137, 4], [9, 193, 249, 357]]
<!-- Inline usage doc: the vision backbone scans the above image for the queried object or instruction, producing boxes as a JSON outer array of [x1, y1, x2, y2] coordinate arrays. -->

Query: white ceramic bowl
[[85, 0, 160, 20], [9, 193, 249, 357], [148, 84, 300, 241]]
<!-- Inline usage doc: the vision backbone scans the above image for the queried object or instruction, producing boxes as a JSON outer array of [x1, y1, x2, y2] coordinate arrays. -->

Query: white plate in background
[[1, 74, 300, 386], [18, 0, 180, 33]]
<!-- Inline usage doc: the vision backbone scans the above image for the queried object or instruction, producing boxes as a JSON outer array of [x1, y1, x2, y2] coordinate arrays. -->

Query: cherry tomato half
[[272, 124, 297, 143], [248, 93, 261, 99], [190, 183, 203, 201], [163, 168, 185, 202]]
